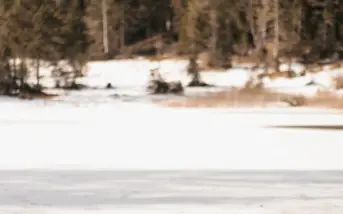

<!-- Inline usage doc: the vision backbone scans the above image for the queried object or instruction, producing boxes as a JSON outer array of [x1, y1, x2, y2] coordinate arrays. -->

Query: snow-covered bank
[[75, 59, 343, 99], [13, 57, 343, 102]]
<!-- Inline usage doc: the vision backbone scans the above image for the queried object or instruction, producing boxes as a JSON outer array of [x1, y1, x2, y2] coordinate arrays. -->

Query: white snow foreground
[[1, 101, 343, 214], [0, 100, 343, 170]]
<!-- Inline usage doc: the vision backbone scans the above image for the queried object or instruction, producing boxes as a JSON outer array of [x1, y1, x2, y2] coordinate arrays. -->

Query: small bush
[[306, 92, 343, 109], [155, 88, 282, 108], [334, 75, 343, 89], [280, 95, 307, 107], [147, 79, 184, 95]]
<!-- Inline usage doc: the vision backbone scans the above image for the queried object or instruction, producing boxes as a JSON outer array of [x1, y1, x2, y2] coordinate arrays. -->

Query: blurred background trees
[[0, 0, 342, 94]]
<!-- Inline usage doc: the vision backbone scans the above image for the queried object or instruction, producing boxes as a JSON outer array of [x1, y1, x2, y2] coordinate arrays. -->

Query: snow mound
[[210, 68, 251, 88], [264, 76, 312, 88], [279, 62, 305, 74]]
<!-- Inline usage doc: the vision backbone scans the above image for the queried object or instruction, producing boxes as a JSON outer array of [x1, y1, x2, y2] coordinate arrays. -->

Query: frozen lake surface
[[0, 170, 342, 214]]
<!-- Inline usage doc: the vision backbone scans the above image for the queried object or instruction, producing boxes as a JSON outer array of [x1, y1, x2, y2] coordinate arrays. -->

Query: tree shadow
[[266, 125, 343, 130]]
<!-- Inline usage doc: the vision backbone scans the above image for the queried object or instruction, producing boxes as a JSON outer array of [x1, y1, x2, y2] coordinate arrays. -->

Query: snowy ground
[[1, 100, 343, 213], [1, 100, 343, 170], [2, 59, 343, 213]]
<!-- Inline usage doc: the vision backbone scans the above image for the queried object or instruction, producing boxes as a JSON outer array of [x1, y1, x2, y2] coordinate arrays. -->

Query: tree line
[[0, 0, 88, 96], [93, 1, 343, 57], [0, 0, 342, 96]]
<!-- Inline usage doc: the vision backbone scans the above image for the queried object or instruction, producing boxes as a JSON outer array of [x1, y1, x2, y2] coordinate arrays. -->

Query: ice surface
[[0, 171, 342, 214]]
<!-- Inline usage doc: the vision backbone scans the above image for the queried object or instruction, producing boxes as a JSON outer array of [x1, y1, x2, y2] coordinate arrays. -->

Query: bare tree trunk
[[273, 0, 279, 72], [209, 7, 218, 67], [36, 57, 40, 86], [10, 57, 17, 81], [102, 0, 109, 54], [260, 0, 268, 50], [273, 0, 279, 59], [248, 0, 258, 50], [119, 0, 125, 51], [19, 57, 26, 86], [188, 1, 201, 84]]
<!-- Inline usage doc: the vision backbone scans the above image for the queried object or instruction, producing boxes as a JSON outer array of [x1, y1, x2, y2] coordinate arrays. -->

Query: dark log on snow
[[280, 95, 306, 107], [147, 79, 184, 94], [62, 82, 88, 90], [105, 83, 114, 89], [187, 80, 213, 87], [147, 67, 184, 94], [18, 84, 58, 100], [168, 81, 183, 93], [18, 92, 59, 100]]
